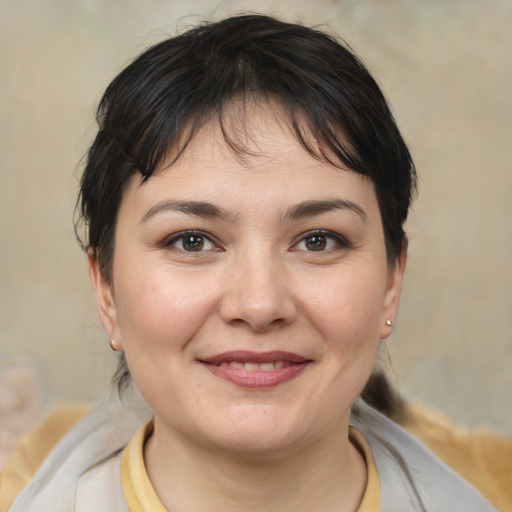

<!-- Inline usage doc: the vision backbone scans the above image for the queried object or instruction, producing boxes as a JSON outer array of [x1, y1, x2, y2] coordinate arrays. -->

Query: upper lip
[[199, 350, 310, 365]]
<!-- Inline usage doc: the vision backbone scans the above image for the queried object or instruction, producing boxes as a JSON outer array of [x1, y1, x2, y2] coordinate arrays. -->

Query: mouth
[[198, 351, 312, 389]]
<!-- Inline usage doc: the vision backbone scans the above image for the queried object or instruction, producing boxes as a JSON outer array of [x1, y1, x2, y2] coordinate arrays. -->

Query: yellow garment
[[0, 403, 92, 512], [402, 403, 512, 512], [350, 427, 381, 511], [120, 422, 380, 512], [121, 422, 166, 511]]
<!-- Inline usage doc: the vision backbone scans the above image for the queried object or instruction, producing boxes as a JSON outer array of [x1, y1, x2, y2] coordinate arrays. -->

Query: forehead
[[119, 103, 379, 221], [186, 99, 308, 163]]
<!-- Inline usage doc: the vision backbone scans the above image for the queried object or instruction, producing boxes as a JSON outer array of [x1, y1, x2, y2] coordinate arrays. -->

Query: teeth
[[218, 361, 291, 370]]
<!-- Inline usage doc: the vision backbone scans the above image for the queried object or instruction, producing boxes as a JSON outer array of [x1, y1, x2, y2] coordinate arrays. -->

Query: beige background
[[1, 0, 511, 435]]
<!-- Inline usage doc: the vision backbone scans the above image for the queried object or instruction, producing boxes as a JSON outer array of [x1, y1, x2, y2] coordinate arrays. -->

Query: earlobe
[[380, 241, 408, 340], [87, 249, 122, 349]]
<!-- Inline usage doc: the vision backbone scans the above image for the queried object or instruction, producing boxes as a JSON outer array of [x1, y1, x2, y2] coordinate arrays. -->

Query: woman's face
[[90, 105, 405, 455]]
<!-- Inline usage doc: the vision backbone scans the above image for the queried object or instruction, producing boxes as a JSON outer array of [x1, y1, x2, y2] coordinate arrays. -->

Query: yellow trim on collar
[[121, 420, 166, 512], [350, 426, 381, 511]]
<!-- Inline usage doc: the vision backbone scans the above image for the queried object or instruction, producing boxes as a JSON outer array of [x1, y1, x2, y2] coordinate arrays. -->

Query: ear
[[87, 249, 123, 351], [379, 240, 408, 340]]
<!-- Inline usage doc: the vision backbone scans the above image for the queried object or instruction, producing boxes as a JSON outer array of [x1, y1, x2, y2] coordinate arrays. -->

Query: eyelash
[[163, 229, 351, 253], [293, 230, 352, 252], [163, 230, 219, 252]]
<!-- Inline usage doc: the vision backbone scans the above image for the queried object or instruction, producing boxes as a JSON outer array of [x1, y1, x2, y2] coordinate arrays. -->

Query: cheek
[[304, 266, 387, 350], [114, 264, 220, 356], [113, 268, 222, 409]]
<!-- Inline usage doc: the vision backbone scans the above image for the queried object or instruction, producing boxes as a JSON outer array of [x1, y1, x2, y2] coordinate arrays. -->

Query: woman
[[4, 14, 498, 511]]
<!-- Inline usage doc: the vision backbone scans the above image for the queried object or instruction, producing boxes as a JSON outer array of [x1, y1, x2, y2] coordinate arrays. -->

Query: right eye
[[291, 230, 351, 253], [166, 231, 217, 252]]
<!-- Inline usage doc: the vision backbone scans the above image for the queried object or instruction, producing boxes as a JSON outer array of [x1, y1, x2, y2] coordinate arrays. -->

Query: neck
[[144, 417, 367, 512]]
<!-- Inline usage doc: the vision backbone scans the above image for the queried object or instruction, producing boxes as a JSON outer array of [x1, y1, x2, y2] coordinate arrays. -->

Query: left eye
[[294, 232, 344, 252], [168, 233, 216, 252]]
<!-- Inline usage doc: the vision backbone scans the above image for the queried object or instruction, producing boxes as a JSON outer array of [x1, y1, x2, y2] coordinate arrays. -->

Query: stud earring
[[385, 319, 393, 327], [109, 339, 120, 352]]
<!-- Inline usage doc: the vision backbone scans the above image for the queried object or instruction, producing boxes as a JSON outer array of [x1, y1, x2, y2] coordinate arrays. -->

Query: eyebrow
[[141, 198, 368, 225], [140, 200, 237, 224], [282, 199, 369, 224]]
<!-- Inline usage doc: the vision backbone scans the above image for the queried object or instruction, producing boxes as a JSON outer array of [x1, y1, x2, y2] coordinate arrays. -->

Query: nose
[[219, 252, 298, 332]]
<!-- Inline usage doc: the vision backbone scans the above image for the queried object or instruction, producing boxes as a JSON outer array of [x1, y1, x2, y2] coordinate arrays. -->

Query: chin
[[210, 428, 302, 456], [193, 405, 322, 457]]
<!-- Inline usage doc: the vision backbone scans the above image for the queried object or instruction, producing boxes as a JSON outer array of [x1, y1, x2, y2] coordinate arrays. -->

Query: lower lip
[[201, 362, 310, 389]]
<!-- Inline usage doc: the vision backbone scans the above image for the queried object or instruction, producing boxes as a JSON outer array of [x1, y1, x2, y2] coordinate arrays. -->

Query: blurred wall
[[1, 0, 511, 434]]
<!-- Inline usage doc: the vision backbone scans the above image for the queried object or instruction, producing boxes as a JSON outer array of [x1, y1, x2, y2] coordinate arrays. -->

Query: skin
[[89, 103, 406, 511]]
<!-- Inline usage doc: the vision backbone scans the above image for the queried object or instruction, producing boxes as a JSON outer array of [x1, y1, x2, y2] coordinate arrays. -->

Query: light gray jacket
[[7, 398, 498, 511]]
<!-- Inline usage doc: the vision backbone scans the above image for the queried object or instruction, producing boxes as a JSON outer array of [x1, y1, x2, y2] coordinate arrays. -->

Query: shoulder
[[403, 402, 512, 511], [351, 399, 500, 512], [75, 451, 128, 512], [0, 403, 91, 511], [3, 399, 150, 512]]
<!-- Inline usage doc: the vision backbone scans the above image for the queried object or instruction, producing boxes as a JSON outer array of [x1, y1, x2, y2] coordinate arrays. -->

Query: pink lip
[[198, 351, 312, 389]]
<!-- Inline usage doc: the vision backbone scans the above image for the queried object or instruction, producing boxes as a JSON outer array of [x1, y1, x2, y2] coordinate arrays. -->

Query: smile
[[199, 351, 312, 389], [216, 361, 292, 370]]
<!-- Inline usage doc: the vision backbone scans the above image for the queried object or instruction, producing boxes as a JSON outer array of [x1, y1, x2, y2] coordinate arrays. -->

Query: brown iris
[[305, 235, 327, 251], [182, 235, 205, 251]]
